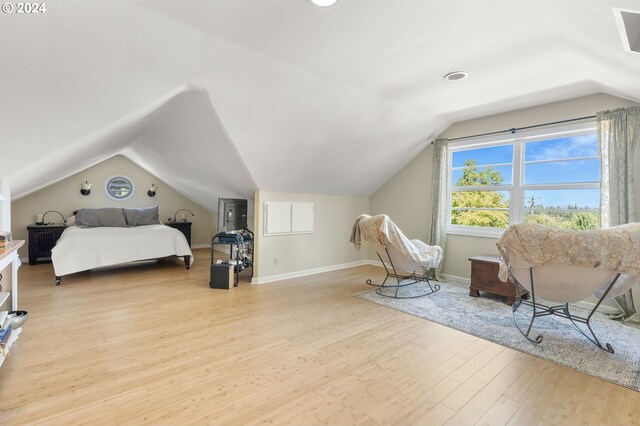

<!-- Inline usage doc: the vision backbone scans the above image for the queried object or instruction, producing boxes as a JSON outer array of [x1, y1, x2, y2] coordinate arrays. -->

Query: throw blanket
[[351, 214, 443, 267], [496, 222, 640, 282], [349, 214, 369, 249]]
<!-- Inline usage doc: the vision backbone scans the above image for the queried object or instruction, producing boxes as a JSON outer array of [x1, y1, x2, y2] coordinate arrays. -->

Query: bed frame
[[55, 255, 191, 285]]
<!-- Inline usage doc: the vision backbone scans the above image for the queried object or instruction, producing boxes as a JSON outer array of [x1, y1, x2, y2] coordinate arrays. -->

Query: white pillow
[[66, 215, 76, 227]]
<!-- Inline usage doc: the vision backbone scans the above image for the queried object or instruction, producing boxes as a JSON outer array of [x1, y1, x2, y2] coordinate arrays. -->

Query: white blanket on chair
[[496, 222, 640, 282], [352, 214, 443, 267]]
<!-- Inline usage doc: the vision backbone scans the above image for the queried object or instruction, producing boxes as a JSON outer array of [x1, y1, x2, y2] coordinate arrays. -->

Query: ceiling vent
[[613, 8, 640, 54]]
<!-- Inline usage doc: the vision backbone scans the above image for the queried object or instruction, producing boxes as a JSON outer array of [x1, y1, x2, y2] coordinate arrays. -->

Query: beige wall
[[253, 190, 370, 282], [0, 178, 10, 233], [370, 93, 640, 279], [11, 155, 215, 258]]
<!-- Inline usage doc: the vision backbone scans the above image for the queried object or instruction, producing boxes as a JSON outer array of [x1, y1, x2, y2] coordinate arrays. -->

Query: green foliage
[[456, 160, 504, 187], [569, 212, 599, 230], [451, 209, 510, 228], [452, 159, 600, 230], [525, 211, 599, 230], [526, 212, 562, 227], [451, 160, 509, 228]]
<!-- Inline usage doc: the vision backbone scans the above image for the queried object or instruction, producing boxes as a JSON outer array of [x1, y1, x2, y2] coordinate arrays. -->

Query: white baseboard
[[439, 273, 470, 285], [248, 256, 621, 315], [251, 259, 372, 284], [363, 268, 618, 314], [572, 300, 620, 315], [188, 244, 228, 252], [365, 259, 383, 268], [213, 245, 230, 254], [440, 274, 618, 314]]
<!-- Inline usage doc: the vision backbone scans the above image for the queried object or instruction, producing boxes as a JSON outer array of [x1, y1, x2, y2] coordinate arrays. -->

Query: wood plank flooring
[[0, 248, 638, 425]]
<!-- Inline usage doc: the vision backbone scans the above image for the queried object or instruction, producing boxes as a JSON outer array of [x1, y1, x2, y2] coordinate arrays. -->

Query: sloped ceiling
[[1, 0, 640, 210]]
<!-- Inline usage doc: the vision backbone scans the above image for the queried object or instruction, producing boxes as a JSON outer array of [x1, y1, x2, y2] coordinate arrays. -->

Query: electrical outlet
[[273, 257, 278, 266]]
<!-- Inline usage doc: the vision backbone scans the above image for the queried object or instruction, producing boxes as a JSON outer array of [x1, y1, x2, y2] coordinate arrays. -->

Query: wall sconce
[[147, 183, 158, 197], [80, 181, 92, 196], [173, 209, 194, 223], [38, 210, 67, 225]]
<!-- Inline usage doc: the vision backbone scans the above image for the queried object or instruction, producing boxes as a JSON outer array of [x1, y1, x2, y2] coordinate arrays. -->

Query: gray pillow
[[123, 206, 161, 226], [75, 208, 127, 227]]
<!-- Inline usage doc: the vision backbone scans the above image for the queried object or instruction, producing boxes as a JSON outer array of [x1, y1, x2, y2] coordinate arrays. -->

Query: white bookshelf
[[0, 327, 21, 368], [0, 291, 9, 328], [0, 291, 14, 368], [0, 178, 22, 368], [0, 240, 24, 369]]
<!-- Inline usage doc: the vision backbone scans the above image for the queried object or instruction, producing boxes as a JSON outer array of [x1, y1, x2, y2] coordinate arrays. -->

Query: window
[[447, 123, 599, 237]]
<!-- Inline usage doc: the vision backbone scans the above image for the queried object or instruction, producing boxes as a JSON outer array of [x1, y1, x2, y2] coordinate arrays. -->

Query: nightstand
[[27, 223, 66, 265], [166, 221, 192, 247]]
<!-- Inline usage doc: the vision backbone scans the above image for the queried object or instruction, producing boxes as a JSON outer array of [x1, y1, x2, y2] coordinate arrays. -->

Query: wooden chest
[[468, 255, 528, 306]]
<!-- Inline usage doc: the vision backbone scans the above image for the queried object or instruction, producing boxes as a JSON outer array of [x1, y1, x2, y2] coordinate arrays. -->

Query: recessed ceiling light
[[444, 71, 468, 81], [309, 0, 338, 7]]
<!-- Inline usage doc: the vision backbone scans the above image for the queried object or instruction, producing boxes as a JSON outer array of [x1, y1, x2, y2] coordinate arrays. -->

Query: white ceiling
[[1, 0, 639, 210]]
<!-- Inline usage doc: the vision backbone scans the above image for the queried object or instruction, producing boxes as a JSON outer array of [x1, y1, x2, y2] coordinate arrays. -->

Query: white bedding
[[51, 224, 194, 276]]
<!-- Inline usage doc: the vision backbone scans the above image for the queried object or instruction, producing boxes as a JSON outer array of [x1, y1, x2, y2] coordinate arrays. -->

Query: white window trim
[[446, 121, 597, 238]]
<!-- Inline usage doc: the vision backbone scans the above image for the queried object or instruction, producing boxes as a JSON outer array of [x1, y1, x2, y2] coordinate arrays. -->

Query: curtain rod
[[430, 114, 596, 144]]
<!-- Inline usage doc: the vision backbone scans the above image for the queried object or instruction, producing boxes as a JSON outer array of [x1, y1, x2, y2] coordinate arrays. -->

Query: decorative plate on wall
[[105, 176, 135, 200]]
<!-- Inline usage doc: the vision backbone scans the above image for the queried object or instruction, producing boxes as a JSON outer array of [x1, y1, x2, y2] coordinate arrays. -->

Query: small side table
[[468, 254, 529, 306], [27, 223, 66, 265], [166, 221, 192, 247]]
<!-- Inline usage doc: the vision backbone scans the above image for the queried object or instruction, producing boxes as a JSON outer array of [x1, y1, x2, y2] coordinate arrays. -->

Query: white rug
[[355, 279, 640, 391]]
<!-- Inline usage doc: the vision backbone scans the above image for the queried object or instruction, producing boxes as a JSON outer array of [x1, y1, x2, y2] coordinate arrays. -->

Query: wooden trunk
[[468, 254, 528, 306]]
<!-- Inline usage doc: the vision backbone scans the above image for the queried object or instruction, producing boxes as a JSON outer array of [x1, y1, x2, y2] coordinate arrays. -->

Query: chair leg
[[375, 270, 440, 299], [367, 248, 441, 299], [366, 252, 419, 289], [561, 273, 620, 354], [509, 268, 618, 353], [510, 268, 543, 344]]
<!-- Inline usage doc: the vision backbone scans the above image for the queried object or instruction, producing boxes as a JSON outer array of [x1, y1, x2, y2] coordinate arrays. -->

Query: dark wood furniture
[[166, 221, 192, 247], [468, 254, 528, 306], [27, 223, 66, 265]]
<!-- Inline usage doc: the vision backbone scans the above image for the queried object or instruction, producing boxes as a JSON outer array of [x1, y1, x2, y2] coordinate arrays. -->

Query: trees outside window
[[447, 125, 599, 236], [450, 160, 509, 228]]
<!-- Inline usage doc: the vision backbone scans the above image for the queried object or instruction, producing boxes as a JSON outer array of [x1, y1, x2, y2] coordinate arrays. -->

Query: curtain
[[428, 138, 449, 280], [598, 106, 640, 327]]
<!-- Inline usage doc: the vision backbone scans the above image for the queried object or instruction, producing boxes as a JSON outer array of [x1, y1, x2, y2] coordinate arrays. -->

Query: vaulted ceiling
[[2, 0, 639, 211]]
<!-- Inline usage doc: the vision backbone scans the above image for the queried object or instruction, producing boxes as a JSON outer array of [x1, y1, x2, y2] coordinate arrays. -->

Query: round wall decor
[[105, 176, 135, 200]]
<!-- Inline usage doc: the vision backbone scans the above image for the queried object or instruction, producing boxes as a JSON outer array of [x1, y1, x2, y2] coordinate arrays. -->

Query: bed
[[51, 208, 193, 285]]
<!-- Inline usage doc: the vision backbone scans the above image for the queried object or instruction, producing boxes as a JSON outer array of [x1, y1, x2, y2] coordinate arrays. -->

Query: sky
[[451, 134, 600, 209]]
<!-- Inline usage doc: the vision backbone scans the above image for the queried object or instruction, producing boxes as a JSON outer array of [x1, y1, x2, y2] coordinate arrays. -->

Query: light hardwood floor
[[1, 248, 638, 425]]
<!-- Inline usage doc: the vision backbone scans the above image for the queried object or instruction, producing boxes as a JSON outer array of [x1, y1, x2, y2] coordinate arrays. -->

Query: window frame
[[446, 121, 598, 238]]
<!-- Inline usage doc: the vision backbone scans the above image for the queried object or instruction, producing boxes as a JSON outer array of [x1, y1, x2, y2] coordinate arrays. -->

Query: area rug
[[355, 280, 640, 391]]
